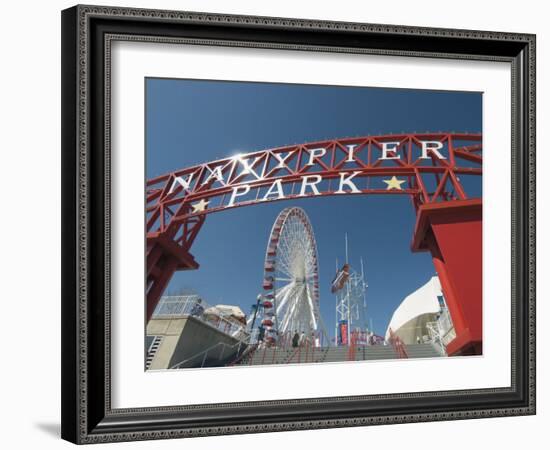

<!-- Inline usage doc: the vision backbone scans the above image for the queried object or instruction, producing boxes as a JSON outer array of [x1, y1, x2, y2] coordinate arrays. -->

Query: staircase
[[145, 336, 163, 370], [238, 346, 328, 366], [235, 342, 443, 366], [320, 345, 398, 362], [402, 343, 443, 359]]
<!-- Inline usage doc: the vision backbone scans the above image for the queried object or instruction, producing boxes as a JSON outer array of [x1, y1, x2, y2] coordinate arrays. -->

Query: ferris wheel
[[259, 207, 325, 346]]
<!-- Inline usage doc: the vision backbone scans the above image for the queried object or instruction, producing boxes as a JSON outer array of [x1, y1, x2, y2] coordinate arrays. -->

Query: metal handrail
[[388, 328, 409, 358], [347, 330, 359, 361], [426, 307, 455, 355], [153, 295, 249, 340], [286, 337, 316, 364], [426, 321, 447, 355], [169, 339, 248, 369], [228, 343, 258, 366]]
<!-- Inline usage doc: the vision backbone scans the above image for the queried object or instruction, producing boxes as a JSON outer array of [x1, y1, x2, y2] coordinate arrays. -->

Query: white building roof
[[385, 276, 442, 340]]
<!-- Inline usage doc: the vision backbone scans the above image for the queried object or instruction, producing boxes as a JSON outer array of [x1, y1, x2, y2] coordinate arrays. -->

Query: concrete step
[[237, 343, 444, 366]]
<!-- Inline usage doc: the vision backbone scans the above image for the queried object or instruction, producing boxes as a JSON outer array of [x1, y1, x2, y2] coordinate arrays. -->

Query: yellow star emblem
[[382, 176, 406, 190], [191, 199, 209, 213]]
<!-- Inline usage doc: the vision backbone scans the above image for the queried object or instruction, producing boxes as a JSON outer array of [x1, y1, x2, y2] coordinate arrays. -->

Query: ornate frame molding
[[61, 5, 536, 444]]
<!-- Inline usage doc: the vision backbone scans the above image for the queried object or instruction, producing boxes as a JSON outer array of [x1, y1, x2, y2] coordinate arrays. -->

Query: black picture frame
[[61, 4, 536, 444]]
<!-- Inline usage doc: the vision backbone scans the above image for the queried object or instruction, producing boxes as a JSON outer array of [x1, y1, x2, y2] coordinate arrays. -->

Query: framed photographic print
[[61, 5, 536, 444]]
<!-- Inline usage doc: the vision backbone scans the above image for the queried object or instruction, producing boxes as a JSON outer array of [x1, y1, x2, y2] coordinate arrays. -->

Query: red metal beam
[[145, 133, 482, 323]]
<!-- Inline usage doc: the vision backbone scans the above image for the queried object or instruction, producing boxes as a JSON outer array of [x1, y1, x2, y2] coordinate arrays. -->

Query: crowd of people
[[291, 331, 310, 348]]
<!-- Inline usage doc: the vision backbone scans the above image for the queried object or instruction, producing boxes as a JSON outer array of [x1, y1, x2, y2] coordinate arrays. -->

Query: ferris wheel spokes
[[258, 207, 325, 346]]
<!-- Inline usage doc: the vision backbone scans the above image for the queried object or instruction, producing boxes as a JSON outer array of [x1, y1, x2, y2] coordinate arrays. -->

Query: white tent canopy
[[385, 276, 442, 342], [203, 304, 246, 320], [214, 304, 245, 319]]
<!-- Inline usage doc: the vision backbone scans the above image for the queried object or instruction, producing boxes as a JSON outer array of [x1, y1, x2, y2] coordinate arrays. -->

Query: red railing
[[347, 330, 360, 361], [286, 337, 316, 364], [227, 343, 257, 366], [388, 328, 409, 359]]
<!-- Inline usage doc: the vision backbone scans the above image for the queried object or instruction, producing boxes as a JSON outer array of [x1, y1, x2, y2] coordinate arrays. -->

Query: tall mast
[[333, 235, 368, 347], [345, 233, 349, 264]]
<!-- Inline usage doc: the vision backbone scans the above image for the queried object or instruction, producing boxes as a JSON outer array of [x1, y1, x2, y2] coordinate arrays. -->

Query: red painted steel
[[388, 328, 409, 359], [146, 133, 482, 326], [348, 330, 359, 361], [411, 199, 482, 356]]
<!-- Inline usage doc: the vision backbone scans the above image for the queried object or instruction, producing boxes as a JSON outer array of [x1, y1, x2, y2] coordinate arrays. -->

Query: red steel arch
[[146, 132, 483, 355]]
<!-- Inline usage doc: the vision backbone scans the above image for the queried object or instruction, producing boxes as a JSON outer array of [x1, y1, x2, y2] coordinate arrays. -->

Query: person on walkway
[[292, 331, 300, 348], [190, 298, 204, 318], [299, 331, 306, 347]]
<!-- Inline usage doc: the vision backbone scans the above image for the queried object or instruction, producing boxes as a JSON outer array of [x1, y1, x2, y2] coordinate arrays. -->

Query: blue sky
[[146, 78, 482, 338]]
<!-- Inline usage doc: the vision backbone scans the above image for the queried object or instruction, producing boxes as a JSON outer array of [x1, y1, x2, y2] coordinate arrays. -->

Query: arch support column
[[146, 236, 199, 321], [411, 199, 482, 356]]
